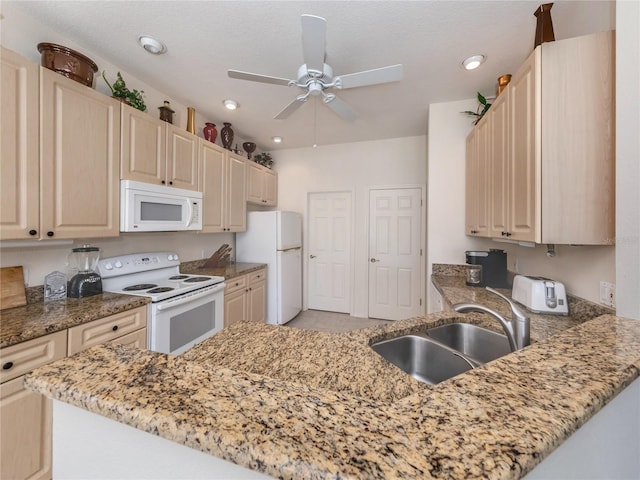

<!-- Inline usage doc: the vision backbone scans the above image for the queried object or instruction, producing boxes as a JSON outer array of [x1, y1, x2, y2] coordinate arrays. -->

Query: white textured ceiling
[[6, 1, 614, 150]]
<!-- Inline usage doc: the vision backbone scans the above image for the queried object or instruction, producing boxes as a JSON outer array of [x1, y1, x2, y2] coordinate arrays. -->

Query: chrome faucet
[[453, 287, 530, 352]]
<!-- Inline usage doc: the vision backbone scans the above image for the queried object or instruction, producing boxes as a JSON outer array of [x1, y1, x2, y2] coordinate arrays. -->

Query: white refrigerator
[[236, 211, 302, 325]]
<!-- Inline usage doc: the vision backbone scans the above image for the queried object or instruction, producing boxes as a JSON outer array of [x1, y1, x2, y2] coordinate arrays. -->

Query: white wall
[[426, 100, 616, 307], [275, 136, 427, 317]]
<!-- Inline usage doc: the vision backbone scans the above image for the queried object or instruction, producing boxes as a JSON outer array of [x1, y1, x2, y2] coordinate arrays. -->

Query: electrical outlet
[[599, 281, 616, 308]]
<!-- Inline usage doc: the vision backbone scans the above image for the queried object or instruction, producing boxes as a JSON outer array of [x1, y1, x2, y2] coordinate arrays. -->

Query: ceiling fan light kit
[[228, 14, 403, 121]]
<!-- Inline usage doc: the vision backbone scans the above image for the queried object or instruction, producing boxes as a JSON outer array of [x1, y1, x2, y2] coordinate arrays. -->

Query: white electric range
[[97, 252, 225, 355]]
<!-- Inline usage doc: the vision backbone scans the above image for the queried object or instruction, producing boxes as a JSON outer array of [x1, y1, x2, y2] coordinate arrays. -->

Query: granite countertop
[[25, 311, 640, 479], [0, 293, 149, 349], [180, 261, 266, 280]]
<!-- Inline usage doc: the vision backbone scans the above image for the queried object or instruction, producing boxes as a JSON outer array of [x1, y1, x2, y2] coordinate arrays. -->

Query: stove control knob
[[114, 261, 123, 268], [104, 263, 113, 270]]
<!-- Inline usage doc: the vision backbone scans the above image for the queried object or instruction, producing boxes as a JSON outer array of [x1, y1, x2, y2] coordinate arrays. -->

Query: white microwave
[[120, 180, 203, 232]]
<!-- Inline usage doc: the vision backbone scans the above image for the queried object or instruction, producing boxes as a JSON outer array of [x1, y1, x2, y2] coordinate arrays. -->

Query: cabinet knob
[[161, 180, 166, 185], [169, 181, 173, 185], [29, 229, 37, 236], [47, 231, 54, 237], [502, 231, 512, 237], [2, 361, 14, 370], [112, 325, 119, 332]]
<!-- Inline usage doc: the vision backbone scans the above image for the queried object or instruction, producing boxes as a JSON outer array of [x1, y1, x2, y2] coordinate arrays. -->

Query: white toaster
[[512, 275, 569, 315]]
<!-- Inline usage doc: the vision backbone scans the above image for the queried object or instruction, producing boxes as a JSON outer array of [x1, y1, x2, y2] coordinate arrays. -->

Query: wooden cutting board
[[1, 266, 27, 310]]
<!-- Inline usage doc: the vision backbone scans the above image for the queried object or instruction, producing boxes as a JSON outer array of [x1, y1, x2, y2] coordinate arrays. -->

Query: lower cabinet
[[224, 268, 266, 326], [0, 306, 147, 480]]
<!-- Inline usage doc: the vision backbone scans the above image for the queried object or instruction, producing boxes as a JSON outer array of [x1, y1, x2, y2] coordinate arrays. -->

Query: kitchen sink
[[426, 323, 511, 364], [371, 334, 474, 385]]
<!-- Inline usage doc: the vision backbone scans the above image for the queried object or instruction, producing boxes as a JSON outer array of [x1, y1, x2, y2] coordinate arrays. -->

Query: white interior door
[[308, 192, 352, 313], [368, 188, 422, 320]]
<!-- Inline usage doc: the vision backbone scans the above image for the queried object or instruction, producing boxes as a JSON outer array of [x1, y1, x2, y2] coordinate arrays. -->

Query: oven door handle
[[155, 283, 225, 311]]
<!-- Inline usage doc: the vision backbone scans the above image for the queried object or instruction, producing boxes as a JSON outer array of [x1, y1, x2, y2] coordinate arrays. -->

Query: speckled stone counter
[[25, 312, 640, 479], [0, 293, 149, 348], [180, 260, 266, 280]]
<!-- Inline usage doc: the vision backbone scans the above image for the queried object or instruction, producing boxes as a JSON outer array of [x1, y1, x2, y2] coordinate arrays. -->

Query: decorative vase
[[203, 123, 218, 143], [221, 122, 234, 150], [186, 107, 196, 134], [533, 3, 555, 49], [158, 101, 174, 124], [242, 141, 256, 160], [497, 74, 512, 96]]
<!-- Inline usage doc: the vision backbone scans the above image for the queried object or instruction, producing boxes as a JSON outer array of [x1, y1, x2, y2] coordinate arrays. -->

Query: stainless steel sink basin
[[426, 323, 511, 364], [371, 334, 474, 385]]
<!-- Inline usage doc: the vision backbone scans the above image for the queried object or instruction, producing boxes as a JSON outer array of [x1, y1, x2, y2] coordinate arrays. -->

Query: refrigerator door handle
[[279, 247, 302, 252]]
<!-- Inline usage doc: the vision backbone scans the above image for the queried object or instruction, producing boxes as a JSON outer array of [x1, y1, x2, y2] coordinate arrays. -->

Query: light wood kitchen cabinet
[[67, 305, 147, 355], [0, 47, 40, 241], [247, 161, 277, 206], [223, 268, 266, 326], [0, 330, 67, 480], [40, 67, 121, 239], [466, 30, 615, 245], [121, 104, 199, 191], [200, 141, 247, 232], [464, 115, 489, 237]]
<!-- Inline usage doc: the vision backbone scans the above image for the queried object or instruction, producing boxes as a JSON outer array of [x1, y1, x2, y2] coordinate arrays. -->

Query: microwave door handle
[[186, 201, 194, 227], [155, 284, 225, 311]]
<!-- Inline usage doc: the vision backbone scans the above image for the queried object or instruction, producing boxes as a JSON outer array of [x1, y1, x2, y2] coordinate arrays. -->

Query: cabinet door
[[167, 124, 198, 191], [0, 376, 51, 480], [263, 170, 278, 206], [121, 104, 166, 185], [226, 154, 247, 232], [464, 131, 478, 235], [0, 48, 40, 241], [40, 68, 120, 239], [473, 116, 490, 237], [246, 163, 264, 204], [247, 279, 266, 323], [224, 288, 247, 327], [489, 91, 510, 238], [509, 49, 540, 242], [200, 140, 226, 233]]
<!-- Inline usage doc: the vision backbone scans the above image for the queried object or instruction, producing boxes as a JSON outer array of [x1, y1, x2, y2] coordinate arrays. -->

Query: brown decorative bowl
[[37, 43, 98, 87]]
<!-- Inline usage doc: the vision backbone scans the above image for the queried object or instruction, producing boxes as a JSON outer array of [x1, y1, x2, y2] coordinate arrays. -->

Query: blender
[[67, 245, 103, 298]]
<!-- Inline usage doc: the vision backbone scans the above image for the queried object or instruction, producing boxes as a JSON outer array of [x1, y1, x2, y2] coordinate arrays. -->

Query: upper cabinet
[[200, 142, 247, 233], [466, 30, 615, 245], [121, 104, 198, 191], [0, 48, 39, 241], [464, 118, 489, 237], [246, 161, 277, 206], [1, 48, 120, 241]]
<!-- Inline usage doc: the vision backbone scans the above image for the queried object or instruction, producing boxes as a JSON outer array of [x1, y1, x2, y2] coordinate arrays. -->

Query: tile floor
[[286, 309, 391, 333]]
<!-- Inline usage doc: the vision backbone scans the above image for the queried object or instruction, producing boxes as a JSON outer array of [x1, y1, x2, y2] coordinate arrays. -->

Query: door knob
[[310, 254, 316, 259], [370, 258, 380, 263]]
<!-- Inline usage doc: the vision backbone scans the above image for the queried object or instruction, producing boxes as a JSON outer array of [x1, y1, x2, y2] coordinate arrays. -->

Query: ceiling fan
[[228, 14, 403, 121]]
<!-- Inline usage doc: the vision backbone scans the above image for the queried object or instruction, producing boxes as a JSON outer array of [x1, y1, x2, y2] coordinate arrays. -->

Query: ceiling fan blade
[[274, 97, 307, 120], [334, 64, 404, 90], [228, 69, 292, 87], [301, 14, 326, 73], [323, 94, 357, 122]]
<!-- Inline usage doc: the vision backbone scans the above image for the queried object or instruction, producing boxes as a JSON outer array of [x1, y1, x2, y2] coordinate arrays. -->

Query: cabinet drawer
[[111, 328, 147, 350], [225, 275, 247, 294], [67, 306, 147, 356], [0, 330, 67, 384], [248, 269, 266, 286]]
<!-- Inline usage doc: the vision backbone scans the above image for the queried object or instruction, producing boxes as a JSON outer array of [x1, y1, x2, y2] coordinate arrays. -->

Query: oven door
[[149, 283, 224, 355]]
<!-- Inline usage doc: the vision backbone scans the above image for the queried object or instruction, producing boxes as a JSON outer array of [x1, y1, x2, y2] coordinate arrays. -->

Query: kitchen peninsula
[[25, 308, 640, 479]]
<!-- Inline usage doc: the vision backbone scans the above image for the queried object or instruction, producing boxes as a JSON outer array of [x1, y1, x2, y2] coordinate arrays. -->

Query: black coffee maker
[[67, 245, 103, 298], [465, 249, 510, 288]]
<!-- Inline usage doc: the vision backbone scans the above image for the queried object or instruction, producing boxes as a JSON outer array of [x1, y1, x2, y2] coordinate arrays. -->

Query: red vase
[[203, 123, 218, 143]]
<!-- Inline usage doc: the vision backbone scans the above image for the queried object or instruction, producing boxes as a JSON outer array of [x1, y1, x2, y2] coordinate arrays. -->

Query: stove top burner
[[147, 287, 175, 293], [124, 283, 158, 291], [184, 277, 209, 283], [168, 275, 190, 280]]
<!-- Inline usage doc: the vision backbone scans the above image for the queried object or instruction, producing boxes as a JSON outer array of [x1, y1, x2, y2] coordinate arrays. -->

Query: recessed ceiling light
[[462, 55, 486, 71], [223, 99, 238, 110], [272, 136, 282, 143], [138, 35, 167, 55]]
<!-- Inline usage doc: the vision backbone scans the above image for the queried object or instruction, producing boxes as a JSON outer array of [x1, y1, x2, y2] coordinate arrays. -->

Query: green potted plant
[[253, 152, 273, 169], [462, 92, 492, 125], [102, 71, 146, 112]]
